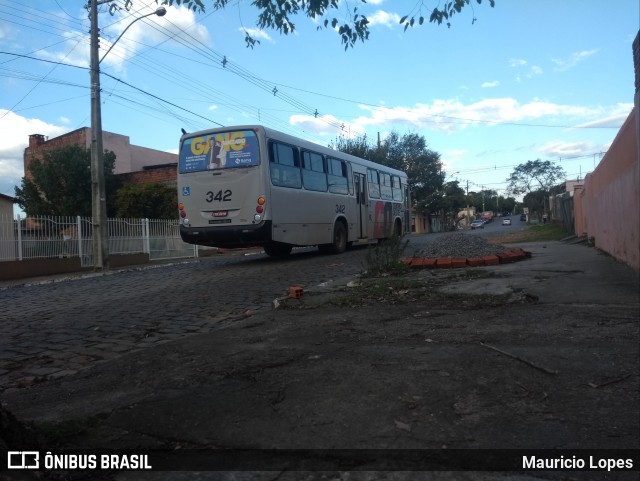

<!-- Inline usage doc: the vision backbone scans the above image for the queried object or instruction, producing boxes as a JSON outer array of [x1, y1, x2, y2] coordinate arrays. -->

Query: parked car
[[520, 214, 526, 221], [502, 218, 512, 226], [470, 220, 484, 229]]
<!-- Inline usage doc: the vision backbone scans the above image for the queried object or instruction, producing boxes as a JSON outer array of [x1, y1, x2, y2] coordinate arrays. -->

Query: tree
[[331, 131, 444, 214], [330, 134, 374, 161], [378, 131, 443, 214], [165, 0, 495, 49], [433, 180, 466, 228], [15, 145, 119, 217], [506, 159, 566, 217], [506, 160, 566, 197], [116, 182, 178, 219]]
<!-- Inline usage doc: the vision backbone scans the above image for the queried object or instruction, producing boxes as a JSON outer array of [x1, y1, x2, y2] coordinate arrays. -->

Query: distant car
[[520, 214, 526, 221], [470, 220, 484, 229], [502, 218, 512, 226]]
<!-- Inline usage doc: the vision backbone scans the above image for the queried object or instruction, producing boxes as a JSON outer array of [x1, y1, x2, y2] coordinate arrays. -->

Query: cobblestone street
[[0, 244, 372, 391]]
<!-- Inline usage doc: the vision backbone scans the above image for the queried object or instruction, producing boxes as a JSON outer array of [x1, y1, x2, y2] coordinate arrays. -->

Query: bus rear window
[[179, 129, 260, 173]]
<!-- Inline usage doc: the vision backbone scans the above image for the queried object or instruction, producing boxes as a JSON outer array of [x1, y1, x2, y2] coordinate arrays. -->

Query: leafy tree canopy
[[506, 159, 566, 197], [164, 0, 495, 49], [331, 131, 443, 213], [14, 145, 119, 217], [116, 182, 178, 219]]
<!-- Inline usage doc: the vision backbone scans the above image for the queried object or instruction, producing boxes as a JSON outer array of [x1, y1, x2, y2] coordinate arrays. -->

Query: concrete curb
[[401, 248, 532, 269]]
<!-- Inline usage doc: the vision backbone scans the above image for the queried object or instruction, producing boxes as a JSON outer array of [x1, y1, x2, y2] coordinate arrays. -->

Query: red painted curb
[[452, 258, 467, 269], [401, 250, 532, 270], [436, 258, 452, 269], [467, 257, 486, 267], [482, 255, 500, 266]]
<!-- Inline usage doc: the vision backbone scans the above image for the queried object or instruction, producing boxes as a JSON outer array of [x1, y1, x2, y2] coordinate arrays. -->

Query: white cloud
[[570, 103, 633, 129], [347, 97, 612, 133], [528, 65, 543, 77], [366, 10, 402, 28], [95, 3, 211, 72], [509, 58, 527, 67], [445, 149, 468, 157], [481, 80, 500, 88], [0, 110, 67, 196], [289, 114, 365, 138], [538, 140, 597, 158], [552, 49, 598, 71], [241, 28, 274, 43]]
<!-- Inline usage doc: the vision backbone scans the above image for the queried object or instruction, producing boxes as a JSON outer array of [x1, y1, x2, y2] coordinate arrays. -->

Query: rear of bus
[[177, 126, 271, 248]]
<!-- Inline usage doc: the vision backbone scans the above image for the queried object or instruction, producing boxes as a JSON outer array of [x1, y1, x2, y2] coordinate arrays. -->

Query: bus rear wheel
[[263, 242, 292, 257], [394, 219, 403, 237], [319, 220, 347, 255]]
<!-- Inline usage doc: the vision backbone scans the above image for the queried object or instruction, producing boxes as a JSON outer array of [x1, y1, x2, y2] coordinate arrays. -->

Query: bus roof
[[180, 125, 407, 179]]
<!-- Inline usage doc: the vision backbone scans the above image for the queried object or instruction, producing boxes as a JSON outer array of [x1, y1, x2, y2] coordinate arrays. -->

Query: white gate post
[[16, 216, 23, 261], [77, 215, 83, 261], [143, 218, 150, 255]]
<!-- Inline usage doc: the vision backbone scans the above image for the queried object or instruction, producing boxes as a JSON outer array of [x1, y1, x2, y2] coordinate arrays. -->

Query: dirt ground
[[2, 241, 639, 480]]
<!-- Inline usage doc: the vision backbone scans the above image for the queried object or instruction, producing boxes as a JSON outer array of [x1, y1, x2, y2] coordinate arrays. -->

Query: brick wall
[[25, 128, 89, 178], [118, 165, 177, 186]]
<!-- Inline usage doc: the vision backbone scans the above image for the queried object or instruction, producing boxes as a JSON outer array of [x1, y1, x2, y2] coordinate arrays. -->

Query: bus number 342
[[205, 189, 232, 203]]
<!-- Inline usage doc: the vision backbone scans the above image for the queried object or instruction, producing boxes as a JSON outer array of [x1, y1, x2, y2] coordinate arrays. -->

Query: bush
[[362, 235, 409, 277]]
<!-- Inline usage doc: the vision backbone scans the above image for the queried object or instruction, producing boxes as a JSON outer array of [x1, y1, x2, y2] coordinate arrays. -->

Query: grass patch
[[489, 223, 569, 244], [362, 236, 410, 278]]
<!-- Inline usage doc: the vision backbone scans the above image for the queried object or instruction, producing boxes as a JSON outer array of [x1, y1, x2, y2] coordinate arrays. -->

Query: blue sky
[[0, 0, 637, 210]]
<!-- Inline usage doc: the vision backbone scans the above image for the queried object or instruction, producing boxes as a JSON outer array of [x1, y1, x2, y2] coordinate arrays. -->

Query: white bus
[[177, 125, 409, 257]]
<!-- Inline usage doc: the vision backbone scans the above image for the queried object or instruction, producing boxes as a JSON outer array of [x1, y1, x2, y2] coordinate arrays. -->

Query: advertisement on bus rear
[[179, 130, 260, 173]]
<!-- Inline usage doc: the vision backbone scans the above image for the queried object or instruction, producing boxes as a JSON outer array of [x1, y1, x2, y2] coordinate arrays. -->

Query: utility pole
[[88, 1, 166, 270], [466, 179, 470, 225], [89, 0, 110, 270]]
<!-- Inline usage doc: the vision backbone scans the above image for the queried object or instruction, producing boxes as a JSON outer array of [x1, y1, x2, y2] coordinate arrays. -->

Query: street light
[[88, 1, 166, 270]]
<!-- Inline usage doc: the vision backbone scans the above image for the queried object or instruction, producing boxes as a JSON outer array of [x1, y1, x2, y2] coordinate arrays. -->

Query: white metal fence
[[0, 215, 197, 266]]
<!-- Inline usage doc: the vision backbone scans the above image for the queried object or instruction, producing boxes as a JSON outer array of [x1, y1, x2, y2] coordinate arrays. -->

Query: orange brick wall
[[119, 166, 177, 186], [25, 128, 89, 179]]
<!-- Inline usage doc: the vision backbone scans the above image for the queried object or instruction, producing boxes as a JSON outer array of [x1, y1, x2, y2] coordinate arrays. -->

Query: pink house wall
[[576, 107, 639, 270]]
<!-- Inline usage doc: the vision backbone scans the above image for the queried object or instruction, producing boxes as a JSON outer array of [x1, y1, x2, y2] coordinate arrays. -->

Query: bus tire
[[263, 242, 292, 257], [320, 220, 347, 255], [394, 219, 403, 237]]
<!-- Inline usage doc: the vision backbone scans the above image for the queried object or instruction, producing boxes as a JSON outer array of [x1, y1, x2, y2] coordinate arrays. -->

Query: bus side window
[[301, 151, 327, 192], [392, 175, 404, 201], [380, 172, 392, 200], [327, 158, 348, 195], [367, 168, 380, 199], [269, 141, 301, 189]]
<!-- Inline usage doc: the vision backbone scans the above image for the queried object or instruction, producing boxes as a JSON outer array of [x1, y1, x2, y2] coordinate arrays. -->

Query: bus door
[[354, 172, 368, 239]]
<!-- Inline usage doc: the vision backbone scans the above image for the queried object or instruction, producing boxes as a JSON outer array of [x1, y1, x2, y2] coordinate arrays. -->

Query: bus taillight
[[256, 205, 264, 214], [257, 197, 265, 205]]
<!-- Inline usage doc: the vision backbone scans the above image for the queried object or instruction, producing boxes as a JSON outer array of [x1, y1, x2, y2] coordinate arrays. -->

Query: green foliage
[[14, 145, 119, 216], [329, 134, 374, 161], [331, 131, 444, 215], [506, 159, 566, 197], [115, 182, 178, 219], [165, 0, 494, 48], [362, 235, 409, 278]]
